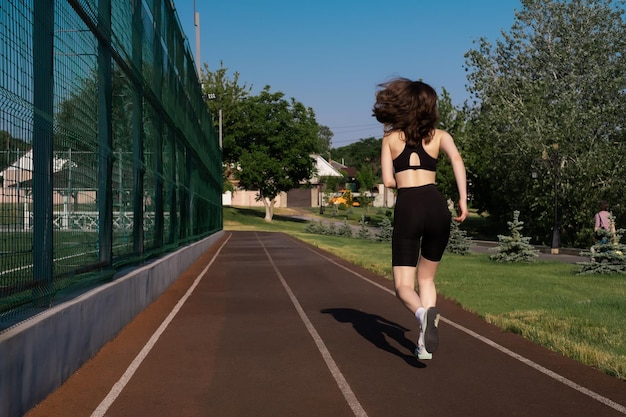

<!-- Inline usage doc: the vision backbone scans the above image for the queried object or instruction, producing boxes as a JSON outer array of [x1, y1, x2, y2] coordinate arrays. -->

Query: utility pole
[[194, 0, 201, 78]]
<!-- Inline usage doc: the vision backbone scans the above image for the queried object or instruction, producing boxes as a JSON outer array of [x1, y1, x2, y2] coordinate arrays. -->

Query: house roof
[[329, 160, 357, 178], [0, 149, 68, 174], [309, 154, 343, 183]]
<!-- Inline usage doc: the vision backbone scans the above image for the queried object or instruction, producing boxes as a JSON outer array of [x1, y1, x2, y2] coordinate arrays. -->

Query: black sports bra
[[392, 141, 438, 173]]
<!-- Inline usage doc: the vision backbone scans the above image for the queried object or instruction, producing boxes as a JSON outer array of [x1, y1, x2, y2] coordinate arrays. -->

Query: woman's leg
[[393, 257, 441, 314], [415, 257, 441, 355], [392, 265, 421, 314], [415, 257, 440, 309]]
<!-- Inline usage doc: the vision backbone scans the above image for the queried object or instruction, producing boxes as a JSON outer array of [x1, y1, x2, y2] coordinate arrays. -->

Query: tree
[[490, 211, 540, 262], [447, 203, 473, 255], [319, 174, 345, 208], [578, 214, 626, 273], [331, 137, 381, 173], [0, 130, 30, 171], [200, 62, 252, 166], [232, 87, 320, 221], [317, 125, 333, 161], [355, 164, 377, 211], [435, 87, 469, 203], [464, 0, 626, 248]]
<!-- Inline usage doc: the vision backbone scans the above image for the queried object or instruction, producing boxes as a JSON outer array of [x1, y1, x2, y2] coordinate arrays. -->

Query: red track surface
[[25, 231, 626, 417]]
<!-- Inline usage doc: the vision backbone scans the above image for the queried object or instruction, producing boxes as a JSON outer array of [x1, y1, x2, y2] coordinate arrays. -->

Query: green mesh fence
[[0, 0, 222, 326]]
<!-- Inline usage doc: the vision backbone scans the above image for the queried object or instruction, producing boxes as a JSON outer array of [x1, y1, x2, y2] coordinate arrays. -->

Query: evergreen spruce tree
[[336, 220, 353, 238], [577, 215, 626, 274], [305, 220, 326, 235], [447, 214, 472, 255], [490, 211, 539, 262], [357, 215, 371, 240], [375, 216, 393, 242]]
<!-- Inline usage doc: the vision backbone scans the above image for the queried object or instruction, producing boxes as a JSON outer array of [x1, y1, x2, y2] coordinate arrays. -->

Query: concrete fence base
[[0, 231, 225, 417]]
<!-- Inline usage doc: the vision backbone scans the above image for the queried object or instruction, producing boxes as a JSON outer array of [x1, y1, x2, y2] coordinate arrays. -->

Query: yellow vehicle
[[328, 189, 360, 207]]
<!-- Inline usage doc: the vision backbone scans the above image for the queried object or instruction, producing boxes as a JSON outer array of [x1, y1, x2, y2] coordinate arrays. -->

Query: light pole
[[203, 93, 223, 148], [193, 0, 201, 78], [532, 143, 561, 254], [550, 158, 560, 254], [545, 144, 561, 254]]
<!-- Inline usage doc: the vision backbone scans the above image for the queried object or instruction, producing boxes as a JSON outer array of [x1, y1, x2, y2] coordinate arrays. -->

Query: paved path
[[26, 231, 625, 417]]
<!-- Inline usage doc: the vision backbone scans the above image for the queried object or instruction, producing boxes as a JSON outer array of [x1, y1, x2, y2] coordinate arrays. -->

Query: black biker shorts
[[392, 184, 451, 266]]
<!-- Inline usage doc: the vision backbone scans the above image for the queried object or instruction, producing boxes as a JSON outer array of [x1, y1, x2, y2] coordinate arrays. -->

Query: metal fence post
[[98, 0, 113, 265], [32, 0, 55, 304], [131, 0, 144, 255], [152, 0, 164, 249]]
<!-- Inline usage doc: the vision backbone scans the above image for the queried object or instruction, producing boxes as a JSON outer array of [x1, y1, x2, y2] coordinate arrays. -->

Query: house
[[223, 154, 343, 208], [223, 154, 397, 209], [329, 159, 358, 191], [0, 148, 73, 205]]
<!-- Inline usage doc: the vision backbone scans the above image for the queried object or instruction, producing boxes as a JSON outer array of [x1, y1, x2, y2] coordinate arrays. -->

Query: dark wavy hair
[[372, 78, 439, 146]]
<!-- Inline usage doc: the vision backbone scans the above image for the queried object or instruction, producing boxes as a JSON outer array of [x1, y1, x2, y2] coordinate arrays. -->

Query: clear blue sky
[[174, 0, 521, 147]]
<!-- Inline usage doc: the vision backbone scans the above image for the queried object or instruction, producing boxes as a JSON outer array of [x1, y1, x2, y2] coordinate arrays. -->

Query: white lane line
[[256, 233, 369, 417], [90, 234, 232, 417], [290, 237, 626, 416], [442, 318, 626, 414]]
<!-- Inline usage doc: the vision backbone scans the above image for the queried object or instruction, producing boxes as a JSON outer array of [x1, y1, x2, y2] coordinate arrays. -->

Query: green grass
[[224, 206, 626, 381], [436, 256, 626, 379]]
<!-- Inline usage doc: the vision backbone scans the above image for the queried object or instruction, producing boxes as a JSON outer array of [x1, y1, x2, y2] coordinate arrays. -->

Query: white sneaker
[[414, 344, 432, 360], [422, 307, 441, 353]]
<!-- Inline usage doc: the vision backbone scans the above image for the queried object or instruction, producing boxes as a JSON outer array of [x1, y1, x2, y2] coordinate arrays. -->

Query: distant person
[[373, 78, 468, 360], [594, 200, 615, 244]]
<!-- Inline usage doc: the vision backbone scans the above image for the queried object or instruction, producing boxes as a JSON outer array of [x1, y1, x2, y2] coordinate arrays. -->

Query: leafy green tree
[[319, 174, 345, 209], [232, 87, 320, 221], [464, 0, 626, 248], [200, 61, 252, 166], [0, 130, 30, 172], [331, 137, 381, 175], [436, 87, 469, 202], [356, 164, 377, 210], [317, 125, 333, 161]]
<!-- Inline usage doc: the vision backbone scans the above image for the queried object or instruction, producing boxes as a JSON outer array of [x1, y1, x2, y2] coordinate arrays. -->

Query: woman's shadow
[[321, 308, 426, 368]]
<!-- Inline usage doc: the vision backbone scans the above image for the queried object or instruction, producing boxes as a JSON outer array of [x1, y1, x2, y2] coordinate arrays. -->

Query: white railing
[[24, 211, 170, 231]]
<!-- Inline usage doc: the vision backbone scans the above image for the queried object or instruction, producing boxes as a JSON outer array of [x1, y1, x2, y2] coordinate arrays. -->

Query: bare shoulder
[[435, 129, 456, 150], [436, 129, 462, 159], [434, 128, 453, 142], [383, 130, 404, 150], [383, 130, 403, 141]]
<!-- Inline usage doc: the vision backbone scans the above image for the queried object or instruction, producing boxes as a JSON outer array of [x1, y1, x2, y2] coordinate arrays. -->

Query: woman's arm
[[439, 132, 468, 222], [381, 134, 397, 189]]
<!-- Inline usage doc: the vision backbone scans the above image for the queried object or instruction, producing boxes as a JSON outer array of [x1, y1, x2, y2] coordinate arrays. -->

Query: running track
[[26, 231, 626, 416]]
